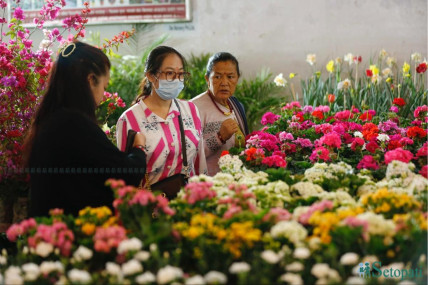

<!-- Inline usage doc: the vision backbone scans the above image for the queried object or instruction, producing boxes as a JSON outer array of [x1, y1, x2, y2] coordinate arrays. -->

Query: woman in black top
[[24, 42, 147, 217]]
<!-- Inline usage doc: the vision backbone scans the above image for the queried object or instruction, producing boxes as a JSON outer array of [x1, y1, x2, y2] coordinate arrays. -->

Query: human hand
[[133, 132, 146, 148], [219, 118, 239, 141]]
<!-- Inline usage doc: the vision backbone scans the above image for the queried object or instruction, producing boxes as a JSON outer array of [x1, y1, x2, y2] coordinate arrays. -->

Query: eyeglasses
[[158, 71, 190, 82]]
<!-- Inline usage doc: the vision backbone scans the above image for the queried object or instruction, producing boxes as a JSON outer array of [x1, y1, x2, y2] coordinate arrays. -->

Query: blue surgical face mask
[[155, 79, 184, 101]]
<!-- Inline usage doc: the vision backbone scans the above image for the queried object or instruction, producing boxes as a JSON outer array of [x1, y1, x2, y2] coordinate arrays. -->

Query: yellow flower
[[402, 62, 410, 74], [81, 223, 96, 235], [184, 226, 204, 239], [369, 65, 379, 75], [386, 77, 392, 83], [216, 229, 227, 241], [193, 247, 202, 259], [102, 216, 117, 227], [315, 71, 321, 78], [75, 219, 82, 226], [289, 73, 296, 79], [326, 60, 335, 73], [387, 249, 395, 258], [380, 202, 391, 213]]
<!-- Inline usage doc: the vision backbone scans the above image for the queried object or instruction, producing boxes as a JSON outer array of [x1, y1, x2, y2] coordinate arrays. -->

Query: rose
[[416, 62, 427, 74]]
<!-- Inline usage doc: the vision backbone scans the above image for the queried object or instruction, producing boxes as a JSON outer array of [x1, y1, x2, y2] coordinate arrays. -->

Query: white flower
[[218, 154, 244, 174], [398, 280, 417, 285], [306, 54, 316, 65], [280, 273, 303, 285], [0, 255, 6, 265], [344, 53, 354, 65], [411, 52, 422, 62], [229, 262, 251, 274], [337, 78, 352, 90], [261, 250, 283, 264], [382, 67, 392, 77], [379, 49, 388, 58], [274, 73, 287, 87], [204, 271, 227, 284], [346, 276, 366, 284], [149, 244, 158, 252], [377, 134, 390, 142], [270, 220, 308, 246], [157, 265, 183, 284], [134, 250, 151, 262], [353, 131, 363, 138], [185, 275, 206, 285], [35, 242, 54, 257], [22, 263, 40, 281], [356, 212, 396, 236], [105, 262, 122, 276], [285, 262, 304, 272], [39, 39, 52, 50], [118, 237, 143, 254], [290, 182, 325, 198], [308, 237, 322, 251], [293, 247, 310, 259], [73, 246, 93, 262], [68, 269, 91, 284], [386, 57, 396, 67], [311, 263, 330, 279], [122, 259, 143, 276], [340, 252, 359, 265], [5, 266, 23, 285], [101, 123, 110, 133], [371, 73, 382, 84], [136, 272, 156, 284], [40, 261, 64, 275]]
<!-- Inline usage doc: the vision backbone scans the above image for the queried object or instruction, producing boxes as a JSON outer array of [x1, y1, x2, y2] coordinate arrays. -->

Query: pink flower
[[94, 226, 127, 253], [351, 137, 365, 151], [129, 190, 156, 206], [13, 7, 25, 20], [6, 224, 24, 242], [416, 142, 428, 158], [384, 148, 414, 164], [262, 208, 291, 223], [183, 182, 217, 204], [261, 112, 280, 125], [319, 132, 342, 148], [334, 110, 353, 121], [278, 131, 294, 141], [342, 217, 369, 241], [419, 165, 428, 179], [309, 146, 331, 162], [390, 106, 399, 113], [293, 138, 313, 148], [357, 155, 379, 170], [282, 101, 301, 110], [262, 155, 287, 168], [414, 105, 428, 119]]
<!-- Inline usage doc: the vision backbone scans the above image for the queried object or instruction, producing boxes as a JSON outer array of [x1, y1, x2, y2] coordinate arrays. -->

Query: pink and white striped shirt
[[116, 99, 207, 185]]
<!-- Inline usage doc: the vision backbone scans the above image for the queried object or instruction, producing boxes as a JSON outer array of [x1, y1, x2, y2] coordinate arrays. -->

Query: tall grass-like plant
[[235, 69, 287, 132], [300, 51, 427, 117]]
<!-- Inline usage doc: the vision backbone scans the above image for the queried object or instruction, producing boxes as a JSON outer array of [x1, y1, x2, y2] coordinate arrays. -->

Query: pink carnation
[[261, 112, 280, 125], [319, 132, 342, 148], [384, 148, 414, 164], [278, 131, 294, 141], [262, 208, 291, 223], [357, 155, 379, 170], [262, 155, 287, 168], [309, 146, 331, 162]]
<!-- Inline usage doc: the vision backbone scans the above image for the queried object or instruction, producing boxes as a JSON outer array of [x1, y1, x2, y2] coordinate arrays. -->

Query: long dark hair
[[133, 46, 187, 104], [205, 52, 241, 77], [23, 41, 111, 166]]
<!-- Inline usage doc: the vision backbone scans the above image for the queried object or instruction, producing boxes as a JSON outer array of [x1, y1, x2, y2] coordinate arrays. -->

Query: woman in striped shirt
[[116, 46, 207, 187]]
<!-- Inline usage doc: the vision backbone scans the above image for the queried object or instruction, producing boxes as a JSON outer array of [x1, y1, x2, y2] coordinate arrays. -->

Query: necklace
[[208, 90, 233, 116]]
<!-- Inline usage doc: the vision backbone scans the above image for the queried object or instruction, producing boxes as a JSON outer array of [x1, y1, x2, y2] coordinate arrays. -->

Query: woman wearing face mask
[[116, 46, 207, 190]]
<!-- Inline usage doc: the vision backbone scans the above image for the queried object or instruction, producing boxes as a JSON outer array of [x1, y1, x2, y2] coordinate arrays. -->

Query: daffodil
[[289, 73, 296, 79], [402, 62, 410, 74], [274, 73, 287, 87], [326, 60, 335, 73], [306, 53, 316, 66]]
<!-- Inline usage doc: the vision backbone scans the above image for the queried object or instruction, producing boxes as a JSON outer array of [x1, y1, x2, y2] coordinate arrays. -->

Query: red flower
[[6, 130, 22, 138], [416, 62, 427, 74], [295, 113, 304, 123], [365, 69, 373, 77], [387, 140, 402, 150], [220, 150, 230, 157], [366, 141, 380, 153], [353, 56, 362, 63], [393, 98, 406, 107], [311, 110, 324, 120], [327, 94, 335, 103], [359, 112, 373, 121], [420, 165, 428, 179], [407, 126, 426, 138]]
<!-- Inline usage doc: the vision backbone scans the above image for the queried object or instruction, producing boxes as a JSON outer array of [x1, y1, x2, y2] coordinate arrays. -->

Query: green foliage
[[234, 69, 287, 132], [302, 53, 427, 118], [180, 53, 211, 100]]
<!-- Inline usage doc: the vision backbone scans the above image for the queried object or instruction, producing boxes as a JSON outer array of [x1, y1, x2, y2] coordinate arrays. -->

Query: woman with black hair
[[191, 52, 249, 176], [116, 46, 207, 197], [24, 41, 147, 217]]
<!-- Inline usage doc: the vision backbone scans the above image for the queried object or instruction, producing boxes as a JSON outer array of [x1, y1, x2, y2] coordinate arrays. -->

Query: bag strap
[[173, 99, 189, 178]]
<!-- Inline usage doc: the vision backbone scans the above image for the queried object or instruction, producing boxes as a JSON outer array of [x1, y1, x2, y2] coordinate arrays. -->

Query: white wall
[[33, 0, 428, 84]]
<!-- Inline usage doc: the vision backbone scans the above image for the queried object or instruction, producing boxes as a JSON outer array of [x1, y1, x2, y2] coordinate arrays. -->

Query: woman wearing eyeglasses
[[116, 46, 207, 191], [191, 52, 249, 176]]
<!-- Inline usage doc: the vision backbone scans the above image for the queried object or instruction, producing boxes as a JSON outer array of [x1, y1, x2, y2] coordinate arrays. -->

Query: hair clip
[[61, 43, 76, 58]]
